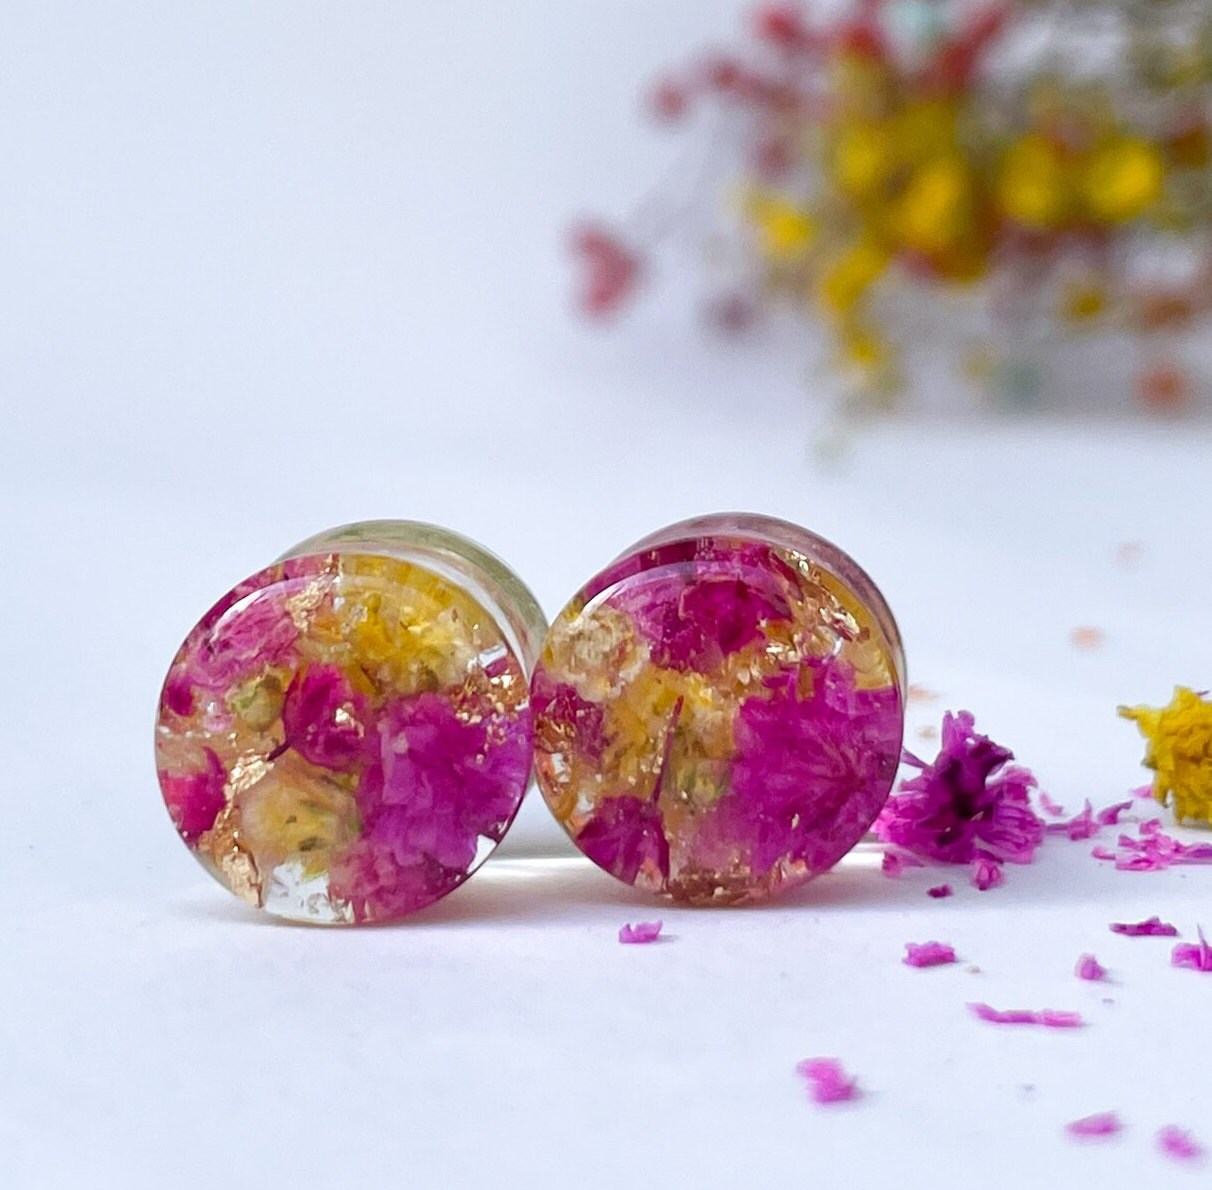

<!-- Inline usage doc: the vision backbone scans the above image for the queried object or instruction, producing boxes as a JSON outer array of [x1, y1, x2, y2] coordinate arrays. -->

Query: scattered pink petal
[[1157, 1125, 1205, 1163], [1096, 800, 1134, 826], [1131, 783, 1155, 800], [1171, 926, 1212, 972], [881, 849, 924, 877], [969, 1003, 1084, 1028], [1040, 792, 1067, 817], [618, 920, 663, 944], [904, 941, 958, 967], [1110, 916, 1178, 937], [795, 1058, 859, 1105], [970, 853, 1004, 890], [1075, 954, 1107, 981], [1066, 1112, 1123, 1139], [927, 883, 953, 898], [1092, 845, 1117, 861], [1046, 799, 1098, 841], [1104, 820, 1212, 870]]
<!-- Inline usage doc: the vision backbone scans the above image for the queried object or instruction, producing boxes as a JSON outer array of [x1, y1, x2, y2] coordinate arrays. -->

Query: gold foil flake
[[227, 752, 274, 797]]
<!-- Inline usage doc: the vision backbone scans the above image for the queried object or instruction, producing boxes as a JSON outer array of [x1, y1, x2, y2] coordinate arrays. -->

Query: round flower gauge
[[531, 513, 906, 904], [154, 521, 546, 924]]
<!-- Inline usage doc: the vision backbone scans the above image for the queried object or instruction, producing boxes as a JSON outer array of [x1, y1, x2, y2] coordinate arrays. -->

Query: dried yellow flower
[[1119, 687, 1212, 827]]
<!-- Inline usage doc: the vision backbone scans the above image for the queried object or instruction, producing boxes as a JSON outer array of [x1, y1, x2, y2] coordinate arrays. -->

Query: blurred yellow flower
[[1120, 687, 1212, 826]]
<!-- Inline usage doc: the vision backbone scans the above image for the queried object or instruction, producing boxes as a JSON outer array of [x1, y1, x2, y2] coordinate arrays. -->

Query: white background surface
[[2, 4, 1211, 1187]]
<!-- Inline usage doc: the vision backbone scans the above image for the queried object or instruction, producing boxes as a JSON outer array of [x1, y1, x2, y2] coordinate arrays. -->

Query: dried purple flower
[[875, 711, 1044, 866]]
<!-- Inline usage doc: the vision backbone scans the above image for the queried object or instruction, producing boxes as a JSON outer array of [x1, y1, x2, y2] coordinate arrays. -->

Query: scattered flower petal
[[1040, 792, 1066, 817], [1171, 926, 1212, 972], [795, 1058, 859, 1105], [908, 683, 939, 704], [1110, 916, 1178, 937], [1096, 800, 1134, 826], [619, 920, 664, 945], [1046, 799, 1098, 841], [1157, 1125, 1205, 1163], [904, 941, 958, 967], [1075, 954, 1107, 981], [927, 883, 953, 898], [881, 849, 924, 877], [969, 1003, 1084, 1028], [970, 852, 1004, 890], [1066, 1112, 1123, 1139]]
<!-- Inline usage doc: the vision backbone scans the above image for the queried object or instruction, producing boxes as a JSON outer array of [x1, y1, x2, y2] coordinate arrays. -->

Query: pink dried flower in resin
[[280, 665, 368, 771], [927, 883, 953, 898], [903, 941, 957, 967], [154, 521, 546, 925], [619, 921, 663, 944], [1075, 954, 1107, 981], [795, 1058, 859, 1105], [532, 515, 905, 905], [968, 1004, 1084, 1028], [876, 711, 1044, 866], [1157, 1125, 1205, 1163], [1066, 1112, 1122, 1139], [159, 747, 227, 844], [1171, 926, 1212, 972], [1109, 916, 1178, 937]]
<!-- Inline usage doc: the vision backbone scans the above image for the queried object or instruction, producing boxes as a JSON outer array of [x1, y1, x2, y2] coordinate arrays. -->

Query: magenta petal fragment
[[1171, 926, 1212, 971], [882, 849, 924, 877], [795, 1058, 859, 1105], [1045, 799, 1098, 841], [1075, 954, 1107, 981], [1066, 1112, 1123, 1139], [970, 853, 1004, 890], [1110, 916, 1178, 937], [1040, 792, 1066, 817], [1096, 800, 1134, 826], [903, 941, 957, 967], [618, 920, 663, 944], [1157, 1125, 1205, 1163], [969, 1003, 1084, 1028], [927, 883, 953, 898]]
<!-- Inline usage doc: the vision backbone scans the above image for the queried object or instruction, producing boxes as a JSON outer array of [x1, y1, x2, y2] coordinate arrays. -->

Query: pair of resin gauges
[[155, 515, 906, 924]]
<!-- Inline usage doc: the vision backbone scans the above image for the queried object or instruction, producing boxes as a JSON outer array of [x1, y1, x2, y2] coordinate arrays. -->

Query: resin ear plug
[[531, 513, 906, 905], [155, 521, 546, 924]]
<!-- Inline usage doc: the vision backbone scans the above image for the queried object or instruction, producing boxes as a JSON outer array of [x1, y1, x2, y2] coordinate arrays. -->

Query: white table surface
[[3, 4, 1210, 1187]]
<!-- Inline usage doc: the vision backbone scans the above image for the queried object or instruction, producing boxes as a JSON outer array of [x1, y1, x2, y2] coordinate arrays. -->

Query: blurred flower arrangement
[[572, 0, 1212, 415]]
